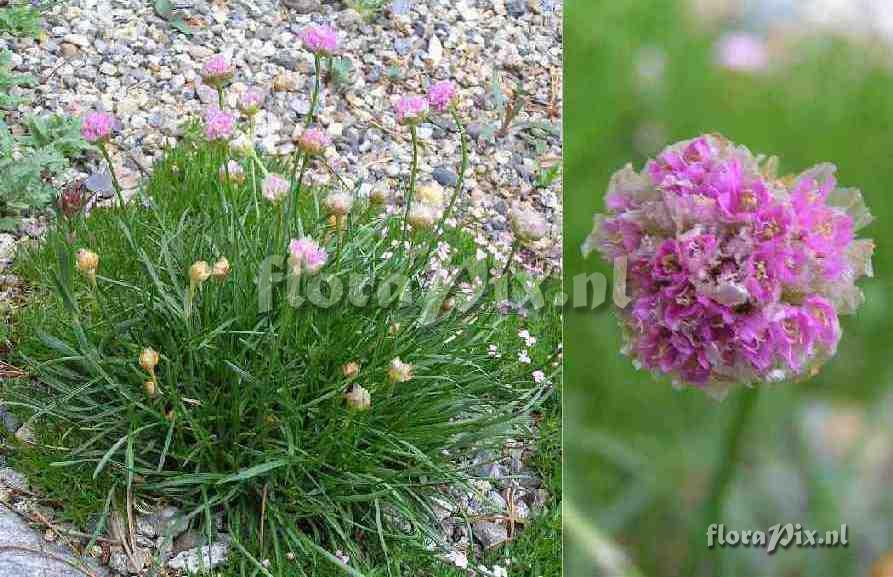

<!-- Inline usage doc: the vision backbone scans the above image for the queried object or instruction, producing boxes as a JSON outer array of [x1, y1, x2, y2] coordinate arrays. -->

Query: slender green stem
[[99, 143, 125, 210], [249, 116, 260, 222], [688, 386, 760, 575], [306, 55, 322, 128], [401, 125, 419, 243], [216, 86, 225, 110]]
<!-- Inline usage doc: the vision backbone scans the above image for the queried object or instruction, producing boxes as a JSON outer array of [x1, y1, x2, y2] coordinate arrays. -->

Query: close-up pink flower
[[81, 111, 115, 143], [583, 134, 875, 396], [394, 95, 429, 126], [427, 80, 457, 113], [204, 107, 235, 141], [300, 25, 339, 56]]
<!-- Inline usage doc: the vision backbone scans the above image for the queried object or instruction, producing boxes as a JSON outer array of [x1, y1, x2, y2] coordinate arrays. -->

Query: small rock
[[427, 35, 443, 67], [0, 468, 28, 492], [167, 535, 231, 574], [432, 166, 458, 187], [62, 33, 90, 48], [60, 43, 79, 59], [281, 0, 320, 14], [472, 520, 508, 549], [273, 72, 298, 92]]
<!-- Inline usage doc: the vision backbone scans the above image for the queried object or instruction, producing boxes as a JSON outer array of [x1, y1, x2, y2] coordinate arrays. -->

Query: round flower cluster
[[238, 87, 265, 117], [584, 134, 875, 395], [300, 25, 338, 56], [288, 237, 328, 275], [205, 107, 235, 141], [427, 80, 457, 113], [202, 54, 234, 86], [296, 127, 330, 156], [81, 111, 115, 143], [394, 95, 429, 126]]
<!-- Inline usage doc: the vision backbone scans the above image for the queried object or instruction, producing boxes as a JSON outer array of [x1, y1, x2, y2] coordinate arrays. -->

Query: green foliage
[[0, 114, 90, 227], [0, 50, 35, 109], [152, 0, 193, 36], [0, 3, 42, 37], [345, 0, 389, 18], [10, 128, 555, 574]]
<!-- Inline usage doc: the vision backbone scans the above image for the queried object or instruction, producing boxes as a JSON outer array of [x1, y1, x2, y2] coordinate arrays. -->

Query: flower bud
[[144, 379, 157, 398], [342, 361, 360, 379], [76, 249, 99, 275], [388, 322, 400, 336], [345, 384, 371, 411], [219, 161, 245, 184], [510, 204, 547, 243], [388, 357, 413, 383], [211, 257, 230, 280], [370, 182, 391, 205], [190, 261, 211, 287], [140, 347, 159, 374]]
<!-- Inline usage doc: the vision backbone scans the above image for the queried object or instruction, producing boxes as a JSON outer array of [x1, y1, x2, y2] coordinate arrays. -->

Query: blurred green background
[[564, 1, 893, 576]]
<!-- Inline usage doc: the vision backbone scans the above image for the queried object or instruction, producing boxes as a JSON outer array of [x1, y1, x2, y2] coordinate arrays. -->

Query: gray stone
[[472, 520, 508, 549], [0, 504, 108, 577], [166, 535, 231, 573], [0, 469, 27, 492], [0, 408, 19, 435], [432, 166, 458, 187], [280, 0, 320, 13]]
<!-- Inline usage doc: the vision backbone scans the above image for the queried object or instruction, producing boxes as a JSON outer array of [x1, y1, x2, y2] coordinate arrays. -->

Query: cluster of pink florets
[[288, 237, 328, 275], [300, 25, 339, 56], [395, 80, 456, 125], [584, 134, 874, 395], [204, 107, 235, 141], [81, 111, 115, 143]]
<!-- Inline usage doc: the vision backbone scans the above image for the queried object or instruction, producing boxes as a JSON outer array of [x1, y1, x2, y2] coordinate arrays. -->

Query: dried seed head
[[323, 192, 354, 217], [388, 357, 413, 383], [211, 257, 230, 280], [139, 347, 159, 373], [370, 182, 391, 205], [190, 261, 212, 286], [416, 182, 445, 207], [407, 202, 437, 230], [345, 384, 371, 411], [388, 322, 401, 336], [342, 361, 360, 379], [76, 249, 99, 275]]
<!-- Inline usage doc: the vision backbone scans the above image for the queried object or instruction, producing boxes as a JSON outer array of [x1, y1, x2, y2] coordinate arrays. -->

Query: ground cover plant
[[5, 24, 559, 576]]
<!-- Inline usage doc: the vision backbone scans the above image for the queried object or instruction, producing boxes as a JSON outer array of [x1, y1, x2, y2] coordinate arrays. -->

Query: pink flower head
[[205, 107, 235, 141], [202, 54, 234, 86], [239, 87, 265, 116], [288, 237, 328, 275], [583, 134, 875, 395], [715, 32, 769, 73], [81, 112, 115, 143], [427, 80, 456, 113], [262, 173, 289, 203], [300, 25, 339, 56], [394, 95, 428, 126], [296, 127, 331, 156]]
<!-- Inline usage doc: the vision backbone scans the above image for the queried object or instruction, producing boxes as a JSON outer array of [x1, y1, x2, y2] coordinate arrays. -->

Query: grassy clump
[[8, 106, 556, 573]]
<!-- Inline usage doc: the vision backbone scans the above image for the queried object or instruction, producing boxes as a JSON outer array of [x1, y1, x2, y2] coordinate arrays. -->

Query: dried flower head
[[583, 134, 875, 397], [205, 107, 235, 141], [300, 25, 339, 56], [407, 202, 437, 230], [219, 160, 245, 184], [81, 112, 115, 143], [288, 237, 328, 276], [202, 54, 234, 86], [262, 174, 289, 203], [296, 127, 331, 157], [238, 87, 265, 117], [58, 181, 87, 218], [211, 257, 230, 280], [189, 261, 212, 286], [345, 384, 371, 411], [416, 182, 445, 207], [139, 347, 160, 374], [76, 249, 99, 283], [394, 95, 428, 126], [388, 357, 413, 383], [323, 192, 354, 217], [510, 204, 548, 243], [427, 80, 457, 113], [342, 361, 360, 379]]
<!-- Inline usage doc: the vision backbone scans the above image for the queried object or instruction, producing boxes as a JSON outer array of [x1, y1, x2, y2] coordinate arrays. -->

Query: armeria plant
[[9, 24, 556, 576]]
